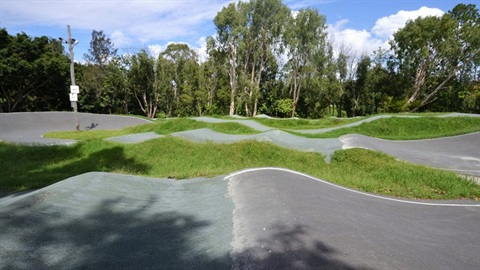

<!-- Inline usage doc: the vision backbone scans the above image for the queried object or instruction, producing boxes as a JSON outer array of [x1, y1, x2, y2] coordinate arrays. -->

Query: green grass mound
[[1, 138, 478, 200]]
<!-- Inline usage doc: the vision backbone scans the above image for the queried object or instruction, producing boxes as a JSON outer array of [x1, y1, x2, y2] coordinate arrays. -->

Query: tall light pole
[[60, 25, 80, 131]]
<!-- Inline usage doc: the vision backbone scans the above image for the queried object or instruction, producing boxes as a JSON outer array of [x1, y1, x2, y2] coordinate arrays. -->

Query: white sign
[[69, 93, 78, 102], [70, 85, 80, 94]]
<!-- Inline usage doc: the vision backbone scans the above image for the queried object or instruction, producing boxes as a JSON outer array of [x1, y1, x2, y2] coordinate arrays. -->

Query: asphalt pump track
[[1, 112, 479, 269]]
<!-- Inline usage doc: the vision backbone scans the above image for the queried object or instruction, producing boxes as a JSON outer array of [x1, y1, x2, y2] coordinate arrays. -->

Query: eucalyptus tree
[[198, 57, 220, 115], [390, 4, 479, 111], [160, 43, 199, 116], [283, 8, 327, 117], [84, 30, 118, 67], [212, 2, 245, 115], [81, 30, 118, 113], [239, 0, 289, 116]]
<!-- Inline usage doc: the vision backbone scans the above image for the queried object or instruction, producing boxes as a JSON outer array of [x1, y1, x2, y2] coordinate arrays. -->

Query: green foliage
[[390, 4, 480, 112], [275, 98, 293, 117], [2, 4, 479, 116], [0, 29, 70, 112]]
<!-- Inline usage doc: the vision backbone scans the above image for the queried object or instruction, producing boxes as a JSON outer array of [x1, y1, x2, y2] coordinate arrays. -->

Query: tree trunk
[[404, 59, 428, 109]]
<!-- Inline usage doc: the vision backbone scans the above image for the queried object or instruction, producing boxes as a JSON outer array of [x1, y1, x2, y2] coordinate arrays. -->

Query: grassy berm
[[2, 115, 479, 200]]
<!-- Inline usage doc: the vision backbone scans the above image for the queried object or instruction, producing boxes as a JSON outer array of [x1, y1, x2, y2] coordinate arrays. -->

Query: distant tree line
[[1, 2, 478, 117]]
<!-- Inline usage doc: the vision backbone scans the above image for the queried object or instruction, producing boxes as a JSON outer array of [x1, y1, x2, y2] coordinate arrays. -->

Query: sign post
[[61, 25, 80, 131]]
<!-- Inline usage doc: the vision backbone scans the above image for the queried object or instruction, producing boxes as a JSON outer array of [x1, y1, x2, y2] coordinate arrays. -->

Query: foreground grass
[[298, 117, 480, 140], [1, 138, 478, 200], [45, 119, 258, 140]]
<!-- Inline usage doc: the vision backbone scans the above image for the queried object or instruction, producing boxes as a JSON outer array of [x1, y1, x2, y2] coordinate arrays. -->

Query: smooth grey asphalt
[[341, 132, 480, 177], [1, 169, 479, 269], [227, 168, 480, 270], [0, 173, 234, 269], [0, 112, 152, 145]]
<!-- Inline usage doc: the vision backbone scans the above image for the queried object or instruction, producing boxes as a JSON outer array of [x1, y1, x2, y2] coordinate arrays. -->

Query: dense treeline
[[1, 2, 479, 117]]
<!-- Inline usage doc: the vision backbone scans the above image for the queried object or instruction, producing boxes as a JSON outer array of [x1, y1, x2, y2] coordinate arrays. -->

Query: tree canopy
[[1, 3, 478, 117]]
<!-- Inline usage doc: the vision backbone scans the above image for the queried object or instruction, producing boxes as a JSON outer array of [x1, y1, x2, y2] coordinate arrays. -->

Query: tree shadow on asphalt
[[0, 195, 230, 269], [0, 142, 150, 191], [232, 224, 374, 270], [1, 194, 374, 269]]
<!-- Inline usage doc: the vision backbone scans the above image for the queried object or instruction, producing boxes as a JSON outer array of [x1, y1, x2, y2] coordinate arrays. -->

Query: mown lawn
[[6, 114, 479, 200], [295, 117, 480, 140]]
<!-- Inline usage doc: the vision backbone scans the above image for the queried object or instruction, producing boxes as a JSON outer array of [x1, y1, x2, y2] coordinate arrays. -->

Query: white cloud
[[328, 6, 445, 58], [146, 38, 208, 63], [195, 36, 208, 63], [372, 6, 444, 38], [2, 0, 233, 45], [328, 20, 386, 58], [147, 44, 165, 59], [110, 31, 132, 49]]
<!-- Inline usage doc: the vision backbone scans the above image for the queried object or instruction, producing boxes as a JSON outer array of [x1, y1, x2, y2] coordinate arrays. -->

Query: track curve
[[0, 112, 152, 145], [1, 169, 478, 269]]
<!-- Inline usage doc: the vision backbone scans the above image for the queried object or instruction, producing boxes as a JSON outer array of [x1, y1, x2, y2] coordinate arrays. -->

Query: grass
[[1, 138, 479, 200], [297, 117, 480, 140], [5, 113, 480, 200], [44, 118, 259, 140]]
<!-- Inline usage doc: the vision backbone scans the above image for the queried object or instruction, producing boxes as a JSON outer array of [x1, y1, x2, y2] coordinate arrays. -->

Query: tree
[[0, 29, 70, 112], [283, 8, 327, 117], [84, 30, 117, 67], [161, 43, 199, 116], [391, 4, 479, 111], [212, 2, 245, 115], [80, 30, 119, 113], [239, 0, 289, 117], [127, 50, 158, 118]]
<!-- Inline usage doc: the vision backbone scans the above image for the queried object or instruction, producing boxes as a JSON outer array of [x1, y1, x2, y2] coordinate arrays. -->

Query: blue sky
[[1, 0, 472, 61]]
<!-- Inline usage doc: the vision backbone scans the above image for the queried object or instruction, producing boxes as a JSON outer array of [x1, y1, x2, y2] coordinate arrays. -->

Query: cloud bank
[[328, 6, 444, 57]]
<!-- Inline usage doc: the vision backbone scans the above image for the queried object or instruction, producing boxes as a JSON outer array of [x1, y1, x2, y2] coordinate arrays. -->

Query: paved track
[[171, 128, 342, 161], [1, 112, 480, 268], [227, 168, 480, 270], [0, 112, 151, 145], [1, 169, 478, 269], [341, 132, 480, 177], [0, 173, 233, 269]]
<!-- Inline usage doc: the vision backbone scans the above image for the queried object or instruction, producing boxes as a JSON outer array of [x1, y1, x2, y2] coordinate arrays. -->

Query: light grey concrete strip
[[293, 115, 419, 134], [191, 116, 273, 132], [0, 112, 152, 145], [227, 168, 480, 270], [341, 132, 480, 177], [171, 128, 342, 161], [439, 113, 480, 118], [105, 132, 163, 143], [0, 172, 233, 269]]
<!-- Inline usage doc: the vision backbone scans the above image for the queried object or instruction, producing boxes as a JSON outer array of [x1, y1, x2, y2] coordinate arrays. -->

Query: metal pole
[[67, 25, 80, 131]]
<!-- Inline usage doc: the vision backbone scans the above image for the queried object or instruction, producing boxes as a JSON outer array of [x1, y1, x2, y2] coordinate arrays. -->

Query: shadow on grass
[[0, 195, 230, 269], [0, 142, 150, 191]]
